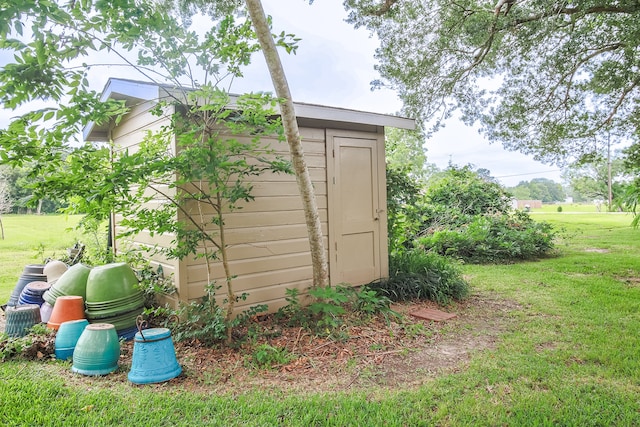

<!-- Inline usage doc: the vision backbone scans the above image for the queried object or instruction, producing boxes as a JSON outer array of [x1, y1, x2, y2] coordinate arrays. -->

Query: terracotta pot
[[47, 296, 85, 330]]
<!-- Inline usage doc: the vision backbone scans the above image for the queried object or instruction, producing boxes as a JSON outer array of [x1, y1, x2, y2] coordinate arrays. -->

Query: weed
[[248, 344, 294, 369], [0, 325, 55, 361], [401, 322, 430, 339]]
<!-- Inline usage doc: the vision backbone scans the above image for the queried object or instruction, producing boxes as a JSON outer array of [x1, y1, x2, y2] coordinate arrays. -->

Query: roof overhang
[[83, 78, 416, 141]]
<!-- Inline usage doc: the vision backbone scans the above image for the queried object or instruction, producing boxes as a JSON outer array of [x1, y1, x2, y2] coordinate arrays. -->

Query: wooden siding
[[110, 101, 182, 303], [111, 103, 388, 313], [182, 128, 328, 311]]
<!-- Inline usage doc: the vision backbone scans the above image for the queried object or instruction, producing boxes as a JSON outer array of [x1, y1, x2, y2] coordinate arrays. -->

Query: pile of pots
[[84, 263, 145, 340], [2, 261, 182, 383], [3, 261, 145, 339], [3, 262, 66, 337]]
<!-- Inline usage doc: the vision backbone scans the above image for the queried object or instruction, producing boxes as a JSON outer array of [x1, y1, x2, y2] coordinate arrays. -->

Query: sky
[[0, 0, 564, 187]]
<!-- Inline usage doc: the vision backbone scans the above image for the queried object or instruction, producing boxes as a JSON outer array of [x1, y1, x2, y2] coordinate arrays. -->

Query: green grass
[[534, 203, 609, 213], [0, 214, 83, 303], [2, 213, 640, 426]]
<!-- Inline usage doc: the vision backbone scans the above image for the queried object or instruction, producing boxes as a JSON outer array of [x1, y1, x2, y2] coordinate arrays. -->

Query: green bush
[[416, 211, 557, 263], [425, 165, 513, 216], [166, 284, 267, 346], [368, 250, 470, 303], [277, 285, 394, 336]]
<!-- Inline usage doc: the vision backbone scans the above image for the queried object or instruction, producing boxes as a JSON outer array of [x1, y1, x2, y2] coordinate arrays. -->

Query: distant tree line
[[508, 178, 566, 204], [0, 165, 64, 214]]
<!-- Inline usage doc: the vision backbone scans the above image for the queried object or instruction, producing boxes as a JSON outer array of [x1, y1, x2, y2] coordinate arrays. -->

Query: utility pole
[[607, 130, 613, 211]]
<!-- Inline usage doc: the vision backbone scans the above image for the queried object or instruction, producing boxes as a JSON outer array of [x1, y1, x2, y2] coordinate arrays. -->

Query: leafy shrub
[[369, 250, 469, 303], [386, 165, 426, 255], [168, 284, 267, 346], [557, 206, 563, 212], [425, 165, 513, 216], [277, 285, 394, 336], [416, 211, 557, 263]]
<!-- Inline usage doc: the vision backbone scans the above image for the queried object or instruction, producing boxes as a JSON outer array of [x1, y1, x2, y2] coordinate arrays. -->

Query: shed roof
[[83, 78, 415, 141]]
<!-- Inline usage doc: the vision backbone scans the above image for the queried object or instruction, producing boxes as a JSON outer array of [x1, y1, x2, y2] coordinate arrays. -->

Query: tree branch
[[368, 0, 400, 16]]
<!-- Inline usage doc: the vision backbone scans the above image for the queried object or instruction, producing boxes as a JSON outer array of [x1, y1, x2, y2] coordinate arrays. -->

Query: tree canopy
[[343, 0, 640, 166], [509, 178, 566, 203]]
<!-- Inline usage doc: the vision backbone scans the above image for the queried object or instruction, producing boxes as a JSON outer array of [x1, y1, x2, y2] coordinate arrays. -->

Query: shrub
[[167, 284, 267, 346], [416, 211, 557, 263], [368, 250, 470, 303], [277, 285, 394, 336], [425, 165, 513, 216]]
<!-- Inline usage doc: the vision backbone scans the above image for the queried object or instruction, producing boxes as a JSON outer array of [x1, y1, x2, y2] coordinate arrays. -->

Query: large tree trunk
[[245, 0, 330, 288]]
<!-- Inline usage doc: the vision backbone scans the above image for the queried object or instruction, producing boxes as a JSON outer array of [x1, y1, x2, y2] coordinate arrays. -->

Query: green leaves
[[344, 1, 640, 165]]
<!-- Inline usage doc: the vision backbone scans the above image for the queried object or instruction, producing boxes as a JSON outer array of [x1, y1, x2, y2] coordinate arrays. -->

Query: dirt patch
[[2, 292, 522, 393], [584, 248, 610, 253]]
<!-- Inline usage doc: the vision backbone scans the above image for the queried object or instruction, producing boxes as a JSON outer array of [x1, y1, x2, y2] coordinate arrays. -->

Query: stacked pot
[[17, 281, 51, 306], [42, 263, 91, 307], [85, 263, 145, 340], [5, 264, 47, 307]]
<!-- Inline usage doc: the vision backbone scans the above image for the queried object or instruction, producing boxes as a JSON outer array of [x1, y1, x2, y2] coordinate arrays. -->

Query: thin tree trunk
[[0, 217, 4, 240], [245, 0, 330, 288]]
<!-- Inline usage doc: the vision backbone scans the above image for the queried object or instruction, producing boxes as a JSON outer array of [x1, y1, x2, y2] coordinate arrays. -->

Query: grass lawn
[[533, 203, 617, 213], [0, 215, 83, 303], [1, 213, 640, 425]]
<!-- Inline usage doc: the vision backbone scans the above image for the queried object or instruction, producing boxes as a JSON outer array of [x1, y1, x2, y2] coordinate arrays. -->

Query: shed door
[[328, 130, 387, 285]]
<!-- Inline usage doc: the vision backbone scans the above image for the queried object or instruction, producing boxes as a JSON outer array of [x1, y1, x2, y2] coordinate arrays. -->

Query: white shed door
[[328, 130, 386, 285]]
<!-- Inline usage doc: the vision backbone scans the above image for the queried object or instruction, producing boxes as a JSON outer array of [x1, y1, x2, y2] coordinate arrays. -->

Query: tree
[[385, 128, 437, 183], [244, 0, 329, 288], [510, 178, 566, 203], [0, 174, 12, 239], [0, 1, 303, 342], [564, 151, 629, 208], [343, 1, 640, 166]]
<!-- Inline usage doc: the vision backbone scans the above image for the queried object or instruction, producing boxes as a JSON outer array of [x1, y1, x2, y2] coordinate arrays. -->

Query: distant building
[[516, 200, 543, 210]]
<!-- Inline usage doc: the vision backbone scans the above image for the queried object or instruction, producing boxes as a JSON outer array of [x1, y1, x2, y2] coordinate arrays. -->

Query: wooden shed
[[84, 78, 415, 311]]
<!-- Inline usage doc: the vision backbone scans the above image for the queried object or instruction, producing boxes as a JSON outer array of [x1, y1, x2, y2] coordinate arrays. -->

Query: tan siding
[[111, 109, 386, 313], [111, 101, 182, 298], [179, 126, 329, 312], [187, 265, 314, 296]]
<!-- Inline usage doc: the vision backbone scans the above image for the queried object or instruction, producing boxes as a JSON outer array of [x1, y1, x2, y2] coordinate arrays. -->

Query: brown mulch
[[1, 292, 522, 394]]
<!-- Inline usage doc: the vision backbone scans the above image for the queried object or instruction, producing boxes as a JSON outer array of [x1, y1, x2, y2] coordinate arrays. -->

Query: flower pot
[[72, 323, 120, 376], [55, 319, 90, 360], [6, 265, 47, 307], [128, 327, 181, 384], [43, 263, 91, 306], [86, 263, 139, 303], [47, 296, 85, 330], [3, 304, 42, 337]]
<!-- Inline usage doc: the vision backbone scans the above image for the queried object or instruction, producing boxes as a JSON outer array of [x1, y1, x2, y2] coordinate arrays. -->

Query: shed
[[84, 78, 415, 312]]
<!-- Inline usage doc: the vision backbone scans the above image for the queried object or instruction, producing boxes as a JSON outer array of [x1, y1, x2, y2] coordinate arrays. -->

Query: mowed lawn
[[1, 211, 640, 426], [0, 214, 83, 303]]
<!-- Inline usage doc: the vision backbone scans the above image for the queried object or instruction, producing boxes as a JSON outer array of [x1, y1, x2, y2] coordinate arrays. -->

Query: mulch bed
[[2, 294, 521, 393]]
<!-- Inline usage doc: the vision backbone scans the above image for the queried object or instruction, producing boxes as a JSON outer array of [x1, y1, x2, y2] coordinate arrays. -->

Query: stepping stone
[[409, 308, 457, 322]]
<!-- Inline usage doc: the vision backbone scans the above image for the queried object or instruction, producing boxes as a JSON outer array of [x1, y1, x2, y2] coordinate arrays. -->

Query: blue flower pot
[[128, 328, 182, 384]]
